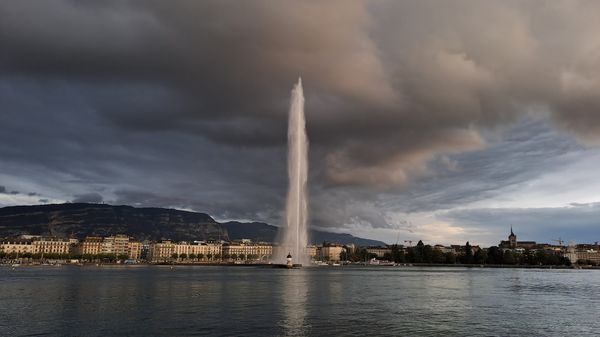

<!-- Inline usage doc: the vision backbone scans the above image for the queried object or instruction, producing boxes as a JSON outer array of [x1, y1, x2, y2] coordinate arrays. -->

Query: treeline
[[344, 241, 571, 266]]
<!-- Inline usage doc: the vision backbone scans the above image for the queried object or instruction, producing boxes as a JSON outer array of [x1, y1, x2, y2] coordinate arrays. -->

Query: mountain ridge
[[0, 203, 385, 246], [221, 221, 385, 246]]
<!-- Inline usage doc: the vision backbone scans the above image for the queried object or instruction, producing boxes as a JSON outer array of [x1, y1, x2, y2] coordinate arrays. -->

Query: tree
[[445, 252, 456, 264], [206, 253, 213, 261], [486, 246, 503, 264], [407, 240, 425, 263], [189, 253, 197, 260], [390, 244, 405, 263], [431, 248, 445, 264], [473, 249, 487, 264], [214, 254, 221, 261], [356, 248, 369, 262], [198, 253, 205, 261], [171, 253, 179, 260], [340, 250, 350, 261], [503, 250, 515, 265], [422, 245, 434, 263], [462, 242, 473, 264], [230, 254, 237, 260], [179, 253, 188, 260], [117, 254, 129, 261]]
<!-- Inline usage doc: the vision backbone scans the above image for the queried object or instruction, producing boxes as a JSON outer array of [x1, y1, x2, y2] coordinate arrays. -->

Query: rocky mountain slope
[[0, 203, 386, 246]]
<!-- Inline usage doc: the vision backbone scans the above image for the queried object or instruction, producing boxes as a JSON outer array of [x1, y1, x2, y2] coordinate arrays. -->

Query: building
[[33, 237, 72, 255], [222, 242, 272, 260], [78, 236, 103, 255], [575, 250, 600, 264], [499, 227, 536, 250], [102, 235, 130, 256], [148, 241, 225, 262], [103, 235, 141, 259], [319, 244, 345, 262], [173, 242, 222, 259], [128, 241, 142, 259], [148, 241, 176, 261], [0, 239, 37, 255], [306, 245, 318, 260], [1, 237, 74, 256], [366, 246, 391, 258], [77, 235, 142, 259], [434, 245, 455, 254]]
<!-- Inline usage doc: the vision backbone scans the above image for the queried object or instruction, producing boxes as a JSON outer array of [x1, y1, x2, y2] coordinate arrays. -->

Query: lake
[[1, 265, 599, 336]]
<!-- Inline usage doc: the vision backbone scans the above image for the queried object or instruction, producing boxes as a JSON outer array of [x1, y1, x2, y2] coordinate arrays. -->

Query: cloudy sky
[[2, 1, 600, 246]]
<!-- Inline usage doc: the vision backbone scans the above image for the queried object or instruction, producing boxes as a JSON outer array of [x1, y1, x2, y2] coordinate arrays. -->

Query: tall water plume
[[276, 78, 309, 265]]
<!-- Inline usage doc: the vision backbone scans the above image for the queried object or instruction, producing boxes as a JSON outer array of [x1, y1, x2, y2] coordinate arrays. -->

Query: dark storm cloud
[[0, 186, 19, 195], [72, 192, 104, 204], [380, 118, 585, 213], [2, 1, 600, 236], [0, 186, 40, 196]]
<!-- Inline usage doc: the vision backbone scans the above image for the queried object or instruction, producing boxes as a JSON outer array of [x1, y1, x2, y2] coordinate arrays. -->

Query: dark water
[[1, 266, 599, 336]]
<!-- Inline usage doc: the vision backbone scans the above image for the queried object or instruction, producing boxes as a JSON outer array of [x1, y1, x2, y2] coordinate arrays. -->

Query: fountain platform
[[272, 263, 302, 269]]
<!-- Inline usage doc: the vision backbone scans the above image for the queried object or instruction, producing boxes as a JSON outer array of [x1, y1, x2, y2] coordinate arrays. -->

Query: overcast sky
[[2, 1, 600, 246]]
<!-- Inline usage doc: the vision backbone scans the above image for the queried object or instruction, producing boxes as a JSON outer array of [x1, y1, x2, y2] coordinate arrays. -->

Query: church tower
[[508, 226, 517, 249]]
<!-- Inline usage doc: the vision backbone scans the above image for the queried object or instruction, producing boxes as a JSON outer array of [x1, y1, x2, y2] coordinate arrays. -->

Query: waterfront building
[[1, 237, 73, 256], [319, 244, 344, 262], [306, 245, 318, 260], [128, 241, 142, 259], [33, 237, 72, 255], [575, 250, 600, 264], [140, 241, 151, 260], [222, 241, 272, 260], [77, 235, 141, 259], [0, 239, 37, 254], [366, 246, 391, 258], [102, 235, 130, 256], [148, 241, 176, 261], [148, 241, 224, 261], [78, 236, 103, 255], [174, 242, 222, 259]]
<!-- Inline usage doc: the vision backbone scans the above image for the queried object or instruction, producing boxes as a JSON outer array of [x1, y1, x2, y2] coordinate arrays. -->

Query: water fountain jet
[[275, 78, 309, 266]]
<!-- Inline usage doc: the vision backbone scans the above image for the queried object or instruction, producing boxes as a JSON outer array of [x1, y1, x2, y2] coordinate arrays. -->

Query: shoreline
[[2, 261, 600, 270]]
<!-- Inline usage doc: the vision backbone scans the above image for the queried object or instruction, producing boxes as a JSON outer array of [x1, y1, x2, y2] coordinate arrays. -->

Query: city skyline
[[3, 2, 600, 247]]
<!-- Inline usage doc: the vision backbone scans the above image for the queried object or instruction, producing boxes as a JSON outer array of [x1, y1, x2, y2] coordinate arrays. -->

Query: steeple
[[508, 226, 517, 249]]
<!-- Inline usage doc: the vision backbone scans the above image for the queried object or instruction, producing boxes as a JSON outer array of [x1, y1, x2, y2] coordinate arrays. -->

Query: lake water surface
[[1, 266, 599, 336]]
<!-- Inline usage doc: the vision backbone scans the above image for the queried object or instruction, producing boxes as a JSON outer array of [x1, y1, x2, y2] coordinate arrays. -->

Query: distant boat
[[368, 258, 394, 266]]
